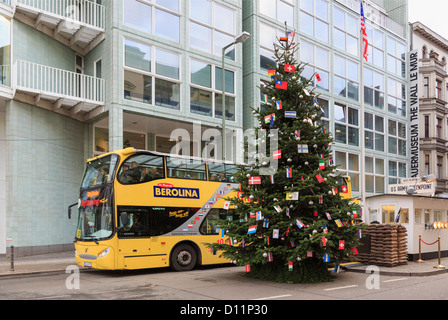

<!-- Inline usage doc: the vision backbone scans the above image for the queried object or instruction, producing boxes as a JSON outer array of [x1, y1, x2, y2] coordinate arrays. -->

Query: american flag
[[360, 1, 368, 62]]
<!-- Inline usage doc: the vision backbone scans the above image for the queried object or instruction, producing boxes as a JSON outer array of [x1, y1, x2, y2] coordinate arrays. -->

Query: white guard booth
[[364, 193, 448, 261]]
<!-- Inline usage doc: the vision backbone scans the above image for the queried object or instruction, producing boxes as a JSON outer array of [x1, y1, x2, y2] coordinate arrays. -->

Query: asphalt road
[[0, 264, 447, 309]]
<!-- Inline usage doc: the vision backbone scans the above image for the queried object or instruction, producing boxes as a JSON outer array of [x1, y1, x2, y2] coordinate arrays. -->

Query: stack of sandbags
[[381, 225, 399, 267], [397, 225, 408, 265], [358, 224, 408, 267]]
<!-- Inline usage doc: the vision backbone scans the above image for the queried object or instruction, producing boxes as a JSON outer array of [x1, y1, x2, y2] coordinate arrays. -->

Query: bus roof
[[87, 147, 248, 166]]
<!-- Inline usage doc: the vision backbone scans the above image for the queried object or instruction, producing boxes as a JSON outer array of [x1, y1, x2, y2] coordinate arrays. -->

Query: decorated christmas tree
[[209, 27, 364, 283]]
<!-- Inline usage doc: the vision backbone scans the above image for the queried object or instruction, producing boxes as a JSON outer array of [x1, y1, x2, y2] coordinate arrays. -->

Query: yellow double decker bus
[[69, 148, 240, 271]]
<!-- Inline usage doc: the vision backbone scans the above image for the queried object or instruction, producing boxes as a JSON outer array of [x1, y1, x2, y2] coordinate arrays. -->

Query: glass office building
[[0, 0, 409, 255]]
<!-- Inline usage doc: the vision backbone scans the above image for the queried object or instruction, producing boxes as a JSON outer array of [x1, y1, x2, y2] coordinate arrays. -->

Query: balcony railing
[[13, 0, 105, 54], [14, 60, 104, 113], [14, 0, 104, 29]]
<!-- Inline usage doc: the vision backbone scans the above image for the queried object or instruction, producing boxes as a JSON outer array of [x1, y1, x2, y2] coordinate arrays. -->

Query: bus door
[[116, 206, 167, 269]]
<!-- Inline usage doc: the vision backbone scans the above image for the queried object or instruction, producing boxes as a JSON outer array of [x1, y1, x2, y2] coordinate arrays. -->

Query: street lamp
[[222, 31, 250, 161]]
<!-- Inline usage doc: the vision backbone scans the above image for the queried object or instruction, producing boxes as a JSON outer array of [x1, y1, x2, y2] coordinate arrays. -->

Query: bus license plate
[[84, 262, 92, 267]]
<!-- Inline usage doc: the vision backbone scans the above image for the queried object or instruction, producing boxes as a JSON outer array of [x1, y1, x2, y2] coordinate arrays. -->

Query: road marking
[[382, 278, 408, 283], [324, 285, 358, 291], [253, 294, 292, 300]]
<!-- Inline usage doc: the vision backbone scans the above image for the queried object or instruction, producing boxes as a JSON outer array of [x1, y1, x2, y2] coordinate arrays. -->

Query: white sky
[[408, 0, 448, 40]]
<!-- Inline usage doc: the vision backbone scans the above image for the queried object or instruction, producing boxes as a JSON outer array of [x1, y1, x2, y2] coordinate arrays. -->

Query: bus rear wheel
[[171, 244, 197, 272]]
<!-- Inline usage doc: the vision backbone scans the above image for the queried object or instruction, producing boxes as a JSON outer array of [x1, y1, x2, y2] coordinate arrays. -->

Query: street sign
[[388, 181, 435, 195]]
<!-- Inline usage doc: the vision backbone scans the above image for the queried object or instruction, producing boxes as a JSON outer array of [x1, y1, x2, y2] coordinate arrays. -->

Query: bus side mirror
[[68, 203, 78, 219], [119, 212, 129, 229]]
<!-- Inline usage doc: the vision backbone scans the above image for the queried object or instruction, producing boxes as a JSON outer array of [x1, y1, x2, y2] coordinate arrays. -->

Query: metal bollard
[[417, 235, 424, 263], [433, 237, 445, 269], [10, 245, 14, 272]]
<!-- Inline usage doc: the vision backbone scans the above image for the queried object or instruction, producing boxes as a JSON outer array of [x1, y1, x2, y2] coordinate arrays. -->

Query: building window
[[437, 156, 443, 179], [334, 55, 359, 101], [437, 117, 443, 139], [424, 115, 430, 138], [190, 58, 236, 121], [300, 40, 329, 91], [365, 26, 384, 68], [334, 151, 360, 192], [124, 0, 180, 43], [366, 156, 385, 194], [436, 79, 442, 99], [387, 77, 406, 116], [364, 67, 384, 109], [389, 160, 406, 184], [259, 23, 278, 71], [386, 36, 406, 78], [388, 120, 406, 156], [300, 0, 328, 43], [333, 6, 358, 56], [425, 154, 430, 175], [190, 0, 236, 58], [261, 0, 295, 27], [423, 77, 429, 98], [334, 103, 359, 146], [364, 113, 384, 151], [124, 39, 181, 110], [381, 205, 395, 224]]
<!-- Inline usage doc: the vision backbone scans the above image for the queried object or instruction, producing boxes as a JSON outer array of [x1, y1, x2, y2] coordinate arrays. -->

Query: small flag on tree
[[275, 80, 288, 90], [263, 219, 269, 228], [284, 64, 296, 73], [288, 262, 293, 271], [339, 240, 345, 250], [248, 176, 261, 185], [285, 111, 297, 118], [248, 225, 257, 234], [273, 150, 281, 159], [274, 205, 283, 213], [270, 175, 275, 184], [319, 160, 325, 169], [297, 144, 309, 153], [276, 100, 282, 110], [316, 174, 324, 183], [264, 113, 276, 124], [286, 168, 292, 178]]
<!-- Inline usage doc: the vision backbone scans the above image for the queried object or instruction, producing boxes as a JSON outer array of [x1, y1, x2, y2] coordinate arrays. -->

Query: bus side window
[[167, 157, 206, 181], [199, 209, 235, 235], [118, 154, 164, 184]]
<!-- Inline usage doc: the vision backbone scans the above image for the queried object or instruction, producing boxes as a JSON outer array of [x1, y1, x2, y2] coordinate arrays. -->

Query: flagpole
[[360, 0, 366, 211]]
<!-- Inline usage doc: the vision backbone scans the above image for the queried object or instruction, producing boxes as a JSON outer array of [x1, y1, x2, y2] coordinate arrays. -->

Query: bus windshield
[[76, 187, 114, 241], [81, 154, 119, 189]]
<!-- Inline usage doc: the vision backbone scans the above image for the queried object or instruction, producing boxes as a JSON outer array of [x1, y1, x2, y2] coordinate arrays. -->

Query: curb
[[341, 265, 448, 277]]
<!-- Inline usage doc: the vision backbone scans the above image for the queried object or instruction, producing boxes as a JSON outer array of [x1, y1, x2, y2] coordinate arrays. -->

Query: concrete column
[[109, 106, 123, 151]]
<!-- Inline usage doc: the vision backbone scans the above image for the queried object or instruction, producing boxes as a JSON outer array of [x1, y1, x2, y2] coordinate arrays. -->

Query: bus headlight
[[98, 248, 110, 258]]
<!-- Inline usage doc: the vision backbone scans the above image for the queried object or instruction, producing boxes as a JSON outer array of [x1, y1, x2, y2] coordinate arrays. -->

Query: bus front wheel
[[170, 244, 197, 271]]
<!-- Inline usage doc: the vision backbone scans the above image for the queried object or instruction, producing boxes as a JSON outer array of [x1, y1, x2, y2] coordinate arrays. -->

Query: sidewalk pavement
[[1, 251, 448, 278], [0, 251, 78, 277]]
